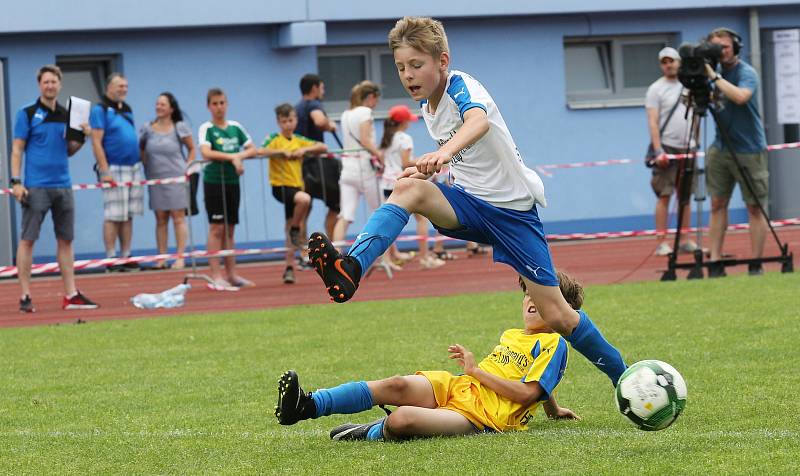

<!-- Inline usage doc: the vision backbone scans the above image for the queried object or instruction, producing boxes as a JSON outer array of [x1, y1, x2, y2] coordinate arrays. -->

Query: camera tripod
[[660, 94, 794, 280]]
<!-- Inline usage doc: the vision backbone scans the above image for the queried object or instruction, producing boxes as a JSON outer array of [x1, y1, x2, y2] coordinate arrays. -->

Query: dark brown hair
[[518, 271, 584, 310], [380, 119, 401, 149], [207, 87, 226, 105], [275, 103, 295, 118], [37, 65, 62, 83]]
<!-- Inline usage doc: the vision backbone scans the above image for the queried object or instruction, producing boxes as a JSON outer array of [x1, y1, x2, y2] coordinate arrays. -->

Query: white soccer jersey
[[421, 70, 546, 210]]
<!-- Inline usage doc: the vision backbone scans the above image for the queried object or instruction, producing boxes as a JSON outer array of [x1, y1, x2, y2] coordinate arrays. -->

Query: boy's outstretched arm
[[402, 108, 489, 179], [448, 344, 542, 407], [543, 396, 580, 420]]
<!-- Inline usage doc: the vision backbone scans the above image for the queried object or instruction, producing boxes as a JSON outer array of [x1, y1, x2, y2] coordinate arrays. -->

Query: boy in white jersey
[[308, 16, 627, 386]]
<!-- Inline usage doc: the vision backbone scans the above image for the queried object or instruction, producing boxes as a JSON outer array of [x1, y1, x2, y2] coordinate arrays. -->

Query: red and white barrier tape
[[2, 218, 797, 278], [4, 142, 798, 194], [536, 141, 800, 176], [0, 175, 187, 196]]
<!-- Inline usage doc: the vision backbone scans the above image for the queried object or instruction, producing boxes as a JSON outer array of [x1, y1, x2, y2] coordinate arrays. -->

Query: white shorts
[[338, 173, 382, 223], [103, 164, 145, 222]]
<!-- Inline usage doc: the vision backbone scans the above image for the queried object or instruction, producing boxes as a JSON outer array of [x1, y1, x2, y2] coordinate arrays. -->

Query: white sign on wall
[[773, 29, 800, 124]]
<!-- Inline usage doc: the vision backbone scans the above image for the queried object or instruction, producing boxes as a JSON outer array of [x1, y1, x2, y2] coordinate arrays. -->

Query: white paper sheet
[[68, 96, 91, 129]]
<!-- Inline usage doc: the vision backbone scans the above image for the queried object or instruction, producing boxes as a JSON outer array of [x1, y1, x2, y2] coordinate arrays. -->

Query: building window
[[317, 46, 414, 117], [564, 35, 673, 109], [55, 55, 119, 106]]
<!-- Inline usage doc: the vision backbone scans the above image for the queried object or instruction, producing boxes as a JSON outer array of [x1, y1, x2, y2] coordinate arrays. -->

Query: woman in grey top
[[139, 92, 196, 269]]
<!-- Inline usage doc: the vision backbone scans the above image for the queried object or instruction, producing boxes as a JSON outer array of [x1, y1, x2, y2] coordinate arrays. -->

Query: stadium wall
[[1, 4, 799, 262]]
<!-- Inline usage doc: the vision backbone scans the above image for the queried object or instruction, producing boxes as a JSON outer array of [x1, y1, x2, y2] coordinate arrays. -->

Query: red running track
[[1, 227, 797, 328]]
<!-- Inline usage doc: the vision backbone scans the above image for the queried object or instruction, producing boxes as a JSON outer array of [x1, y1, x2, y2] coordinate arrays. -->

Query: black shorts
[[203, 181, 240, 225], [20, 188, 75, 242], [302, 156, 341, 212], [272, 186, 302, 220]]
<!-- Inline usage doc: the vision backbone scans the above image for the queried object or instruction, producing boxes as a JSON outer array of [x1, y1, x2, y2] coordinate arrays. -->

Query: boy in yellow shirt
[[275, 271, 582, 440], [258, 104, 327, 283]]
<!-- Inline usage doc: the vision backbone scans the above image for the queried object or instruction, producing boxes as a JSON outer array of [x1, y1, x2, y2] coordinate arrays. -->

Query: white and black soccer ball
[[615, 360, 687, 431]]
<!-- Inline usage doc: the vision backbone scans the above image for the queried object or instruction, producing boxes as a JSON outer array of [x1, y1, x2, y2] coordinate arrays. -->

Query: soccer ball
[[615, 360, 687, 431]]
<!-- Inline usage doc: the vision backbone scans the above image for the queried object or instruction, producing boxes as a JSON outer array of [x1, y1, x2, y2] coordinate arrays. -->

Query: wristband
[[9, 177, 21, 186], [713, 74, 721, 83]]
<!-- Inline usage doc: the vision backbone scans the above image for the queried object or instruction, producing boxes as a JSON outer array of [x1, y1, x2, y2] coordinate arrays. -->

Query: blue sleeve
[[89, 105, 106, 130], [534, 338, 568, 401], [447, 74, 487, 119], [737, 66, 758, 93], [13, 108, 29, 140]]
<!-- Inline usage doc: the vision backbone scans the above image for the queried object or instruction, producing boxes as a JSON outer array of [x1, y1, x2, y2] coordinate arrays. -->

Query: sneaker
[[106, 264, 127, 273], [62, 291, 99, 310], [283, 266, 296, 284], [275, 370, 317, 426], [207, 279, 239, 292], [289, 227, 304, 249], [122, 259, 140, 271], [679, 241, 699, 254], [748, 263, 764, 276], [308, 232, 362, 303], [420, 255, 445, 270], [19, 295, 35, 313], [296, 255, 314, 271], [229, 276, 255, 288], [654, 242, 673, 256], [330, 418, 386, 441], [708, 261, 727, 278]]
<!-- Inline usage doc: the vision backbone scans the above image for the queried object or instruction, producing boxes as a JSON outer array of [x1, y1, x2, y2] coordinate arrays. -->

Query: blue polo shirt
[[89, 98, 140, 166], [712, 60, 767, 154], [13, 99, 71, 188]]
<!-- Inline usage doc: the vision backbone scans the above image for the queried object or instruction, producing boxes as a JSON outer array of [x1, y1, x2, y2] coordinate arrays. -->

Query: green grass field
[[1, 273, 799, 474]]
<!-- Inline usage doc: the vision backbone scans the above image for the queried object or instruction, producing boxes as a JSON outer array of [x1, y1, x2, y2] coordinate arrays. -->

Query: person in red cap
[[380, 105, 445, 269]]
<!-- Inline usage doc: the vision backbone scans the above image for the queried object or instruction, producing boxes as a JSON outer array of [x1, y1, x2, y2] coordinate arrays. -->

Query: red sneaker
[[62, 291, 99, 310]]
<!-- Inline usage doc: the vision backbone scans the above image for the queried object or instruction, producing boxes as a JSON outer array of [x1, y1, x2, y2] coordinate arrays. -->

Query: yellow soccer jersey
[[477, 329, 568, 430], [262, 133, 316, 187]]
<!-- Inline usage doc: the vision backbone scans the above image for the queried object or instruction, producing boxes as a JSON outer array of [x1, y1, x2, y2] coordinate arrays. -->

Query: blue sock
[[566, 310, 627, 385], [347, 204, 411, 272], [311, 381, 374, 418], [366, 419, 385, 441]]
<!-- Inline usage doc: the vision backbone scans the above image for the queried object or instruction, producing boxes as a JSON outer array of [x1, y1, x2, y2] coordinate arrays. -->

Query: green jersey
[[198, 120, 253, 184]]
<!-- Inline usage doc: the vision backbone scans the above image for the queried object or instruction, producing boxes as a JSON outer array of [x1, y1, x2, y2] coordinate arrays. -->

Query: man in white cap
[[645, 46, 697, 256]]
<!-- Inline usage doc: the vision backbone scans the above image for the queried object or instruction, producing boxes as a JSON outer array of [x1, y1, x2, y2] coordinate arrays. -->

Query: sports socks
[[347, 204, 411, 272], [366, 420, 385, 441], [311, 381, 374, 418], [566, 310, 627, 385]]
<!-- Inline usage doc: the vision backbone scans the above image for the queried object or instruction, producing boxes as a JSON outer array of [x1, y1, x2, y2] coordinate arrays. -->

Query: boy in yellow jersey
[[275, 271, 582, 440], [258, 104, 327, 283]]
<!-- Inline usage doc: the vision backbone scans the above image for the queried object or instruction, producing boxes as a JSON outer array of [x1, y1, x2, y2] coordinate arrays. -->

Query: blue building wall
[[3, 4, 799, 261]]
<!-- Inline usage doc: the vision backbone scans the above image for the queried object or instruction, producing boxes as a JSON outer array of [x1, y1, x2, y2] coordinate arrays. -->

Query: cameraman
[[704, 28, 768, 277]]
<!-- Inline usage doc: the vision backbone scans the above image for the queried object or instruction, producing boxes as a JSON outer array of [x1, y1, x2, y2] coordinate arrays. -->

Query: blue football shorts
[[432, 183, 558, 286]]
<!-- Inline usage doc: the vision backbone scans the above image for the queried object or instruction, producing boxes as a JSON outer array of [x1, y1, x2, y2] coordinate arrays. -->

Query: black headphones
[[708, 27, 742, 55]]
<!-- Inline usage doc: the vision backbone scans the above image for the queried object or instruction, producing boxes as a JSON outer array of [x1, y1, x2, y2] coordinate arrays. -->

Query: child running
[[307, 16, 626, 386], [258, 103, 327, 284], [276, 272, 582, 440], [380, 104, 444, 269]]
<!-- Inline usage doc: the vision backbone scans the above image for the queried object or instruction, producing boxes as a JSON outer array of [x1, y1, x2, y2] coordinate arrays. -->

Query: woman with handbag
[[139, 92, 196, 269]]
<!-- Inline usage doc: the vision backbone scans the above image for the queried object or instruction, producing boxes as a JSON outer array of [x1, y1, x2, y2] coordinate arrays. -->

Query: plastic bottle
[[131, 283, 191, 309]]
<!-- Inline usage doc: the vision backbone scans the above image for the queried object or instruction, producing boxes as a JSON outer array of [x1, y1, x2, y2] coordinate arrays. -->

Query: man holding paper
[[10, 64, 99, 313]]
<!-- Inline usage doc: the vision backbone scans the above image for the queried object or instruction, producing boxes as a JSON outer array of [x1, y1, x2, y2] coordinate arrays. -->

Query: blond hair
[[388, 16, 449, 59], [348, 80, 381, 109]]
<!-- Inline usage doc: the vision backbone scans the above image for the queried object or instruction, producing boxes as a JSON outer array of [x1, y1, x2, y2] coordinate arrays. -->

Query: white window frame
[[317, 45, 415, 119], [564, 34, 674, 109]]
